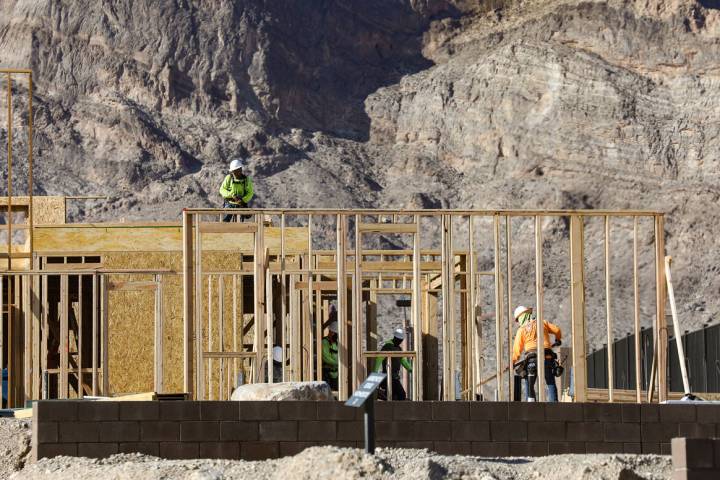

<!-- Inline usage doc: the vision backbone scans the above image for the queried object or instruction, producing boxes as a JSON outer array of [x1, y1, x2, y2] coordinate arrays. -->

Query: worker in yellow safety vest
[[219, 158, 254, 222], [511, 305, 562, 402]]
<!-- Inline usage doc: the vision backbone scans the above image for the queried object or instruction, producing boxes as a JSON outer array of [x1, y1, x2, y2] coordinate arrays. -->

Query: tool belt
[[515, 349, 559, 378]]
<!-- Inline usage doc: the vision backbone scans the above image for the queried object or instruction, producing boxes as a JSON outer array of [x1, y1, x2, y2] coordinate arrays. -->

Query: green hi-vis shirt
[[321, 337, 339, 378], [374, 340, 412, 376], [219, 174, 254, 205]]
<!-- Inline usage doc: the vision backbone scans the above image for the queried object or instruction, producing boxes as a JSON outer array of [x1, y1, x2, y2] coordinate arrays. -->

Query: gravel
[[10, 445, 672, 480], [0, 418, 32, 478]]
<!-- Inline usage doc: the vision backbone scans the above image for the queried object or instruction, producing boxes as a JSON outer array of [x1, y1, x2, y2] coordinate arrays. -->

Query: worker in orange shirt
[[511, 305, 562, 402]]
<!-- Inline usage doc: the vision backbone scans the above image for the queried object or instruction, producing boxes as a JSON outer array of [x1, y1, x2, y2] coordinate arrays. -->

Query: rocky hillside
[[1, 0, 720, 346]]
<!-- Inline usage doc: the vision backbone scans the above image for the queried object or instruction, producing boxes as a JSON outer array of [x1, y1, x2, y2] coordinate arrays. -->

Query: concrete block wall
[[671, 438, 720, 480], [32, 401, 720, 461]]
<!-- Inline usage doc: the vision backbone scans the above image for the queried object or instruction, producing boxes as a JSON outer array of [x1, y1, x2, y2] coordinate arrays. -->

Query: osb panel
[[102, 251, 252, 396], [33, 225, 309, 254], [32, 197, 66, 224]]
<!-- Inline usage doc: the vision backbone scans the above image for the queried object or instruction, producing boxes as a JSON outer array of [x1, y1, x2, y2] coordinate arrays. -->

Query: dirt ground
[[1, 418, 671, 480], [0, 418, 32, 478]]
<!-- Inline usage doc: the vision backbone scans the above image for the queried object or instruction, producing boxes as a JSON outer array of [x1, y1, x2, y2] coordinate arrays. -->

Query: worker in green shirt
[[321, 319, 339, 391], [374, 328, 412, 400], [219, 158, 254, 222]]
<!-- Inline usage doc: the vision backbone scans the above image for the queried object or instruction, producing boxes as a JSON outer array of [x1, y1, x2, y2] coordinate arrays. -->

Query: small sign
[[345, 372, 386, 408]]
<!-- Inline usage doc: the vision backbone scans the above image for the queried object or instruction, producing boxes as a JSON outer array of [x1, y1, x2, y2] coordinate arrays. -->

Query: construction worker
[[219, 158, 254, 222], [511, 305, 562, 402], [264, 346, 284, 383], [374, 328, 412, 400], [321, 321, 339, 391]]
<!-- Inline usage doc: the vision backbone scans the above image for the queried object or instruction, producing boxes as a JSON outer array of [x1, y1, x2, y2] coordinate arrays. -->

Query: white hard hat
[[328, 321, 338, 334], [393, 328, 405, 340], [229, 158, 245, 172], [513, 305, 532, 321], [272, 346, 283, 363]]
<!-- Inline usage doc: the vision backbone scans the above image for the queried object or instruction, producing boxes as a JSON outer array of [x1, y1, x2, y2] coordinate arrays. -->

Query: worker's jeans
[[222, 201, 248, 222], [524, 358, 558, 402]]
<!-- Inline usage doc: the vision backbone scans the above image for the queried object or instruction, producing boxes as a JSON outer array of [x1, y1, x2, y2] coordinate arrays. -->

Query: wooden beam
[[505, 216, 514, 401], [493, 215, 503, 400], [605, 216, 614, 402], [60, 274, 68, 398], [353, 214, 363, 391], [357, 223, 417, 234], [412, 214, 422, 400], [154, 274, 163, 394], [665, 256, 691, 395], [336, 214, 348, 400], [182, 211, 193, 397], [101, 274, 109, 395], [253, 214, 265, 383], [91, 274, 97, 396], [198, 222, 257, 234], [569, 216, 587, 402], [655, 215, 668, 402], [194, 214, 204, 399], [535, 216, 545, 402], [633, 217, 641, 403]]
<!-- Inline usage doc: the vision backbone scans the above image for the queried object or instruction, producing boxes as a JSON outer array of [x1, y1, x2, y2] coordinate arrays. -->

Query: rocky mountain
[[1, 0, 720, 349]]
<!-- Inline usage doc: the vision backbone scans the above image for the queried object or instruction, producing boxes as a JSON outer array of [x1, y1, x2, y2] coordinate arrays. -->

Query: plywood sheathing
[[33, 225, 308, 254], [102, 251, 251, 396]]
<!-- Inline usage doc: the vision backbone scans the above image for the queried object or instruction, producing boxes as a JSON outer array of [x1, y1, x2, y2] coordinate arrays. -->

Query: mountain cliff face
[[1, 0, 720, 343]]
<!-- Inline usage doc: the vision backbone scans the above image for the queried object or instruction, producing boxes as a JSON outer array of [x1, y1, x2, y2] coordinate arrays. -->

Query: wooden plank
[[78, 275, 83, 398], [203, 351, 257, 359], [493, 215, 503, 400], [101, 274, 110, 395], [357, 223, 417, 234], [412, 215, 422, 400], [207, 275, 213, 398], [633, 218, 641, 403], [360, 261, 442, 272], [194, 214, 204, 399], [31, 266, 43, 400], [505, 216, 513, 401], [280, 214, 287, 382], [266, 266, 274, 384], [569, 216, 587, 402], [253, 214, 265, 383], [363, 351, 417, 358], [198, 222, 257, 234], [353, 214, 363, 391], [534, 216, 545, 402], [92, 273, 98, 396], [219, 275, 225, 397], [0, 276, 3, 403], [336, 214, 348, 400], [182, 211, 193, 398], [665, 256, 691, 395], [605, 216, 614, 402], [655, 215, 668, 402], [154, 274, 163, 394], [307, 215, 314, 383], [60, 275, 69, 398], [468, 218, 477, 400], [23, 275, 31, 402]]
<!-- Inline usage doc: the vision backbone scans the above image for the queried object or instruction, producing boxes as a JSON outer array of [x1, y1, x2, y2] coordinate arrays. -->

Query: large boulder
[[230, 381, 332, 401]]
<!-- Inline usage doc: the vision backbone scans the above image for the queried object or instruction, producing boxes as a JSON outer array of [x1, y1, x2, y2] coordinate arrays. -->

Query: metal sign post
[[345, 372, 386, 454]]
